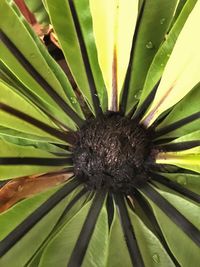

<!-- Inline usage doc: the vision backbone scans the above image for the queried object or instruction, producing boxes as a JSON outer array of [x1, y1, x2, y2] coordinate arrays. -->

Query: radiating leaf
[[138, 0, 197, 108], [156, 129, 200, 170], [26, 186, 88, 267], [126, 0, 178, 114], [0, 80, 64, 141], [90, 0, 138, 110], [155, 83, 200, 139], [0, 172, 72, 212], [0, 138, 68, 180], [39, 193, 107, 266], [106, 205, 132, 267], [170, 0, 188, 27], [142, 0, 200, 127], [156, 153, 200, 173], [0, 129, 68, 154], [45, 0, 94, 112], [24, 0, 50, 25], [0, 0, 82, 129], [73, 0, 108, 112], [0, 0, 200, 266], [142, 187, 200, 267], [81, 204, 108, 267], [0, 184, 77, 267], [0, 60, 77, 131], [0, 185, 61, 239], [0, 126, 65, 147], [19, 4, 84, 119], [0, 0, 71, 104], [169, 130, 200, 144], [127, 206, 175, 267], [156, 172, 200, 195], [39, 200, 92, 266]]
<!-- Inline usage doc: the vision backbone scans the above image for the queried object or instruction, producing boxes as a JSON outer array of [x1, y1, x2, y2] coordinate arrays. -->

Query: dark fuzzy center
[[73, 112, 151, 193]]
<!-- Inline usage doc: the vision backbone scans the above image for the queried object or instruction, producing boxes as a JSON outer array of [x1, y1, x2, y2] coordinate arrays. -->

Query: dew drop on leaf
[[176, 175, 187, 185], [160, 18, 166, 25], [70, 96, 77, 104], [152, 253, 160, 263], [134, 89, 142, 99], [146, 41, 154, 49]]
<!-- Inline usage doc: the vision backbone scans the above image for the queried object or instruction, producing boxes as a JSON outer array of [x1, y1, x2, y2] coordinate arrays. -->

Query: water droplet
[[160, 18, 166, 25], [146, 41, 154, 49], [160, 63, 164, 67], [177, 175, 187, 185], [70, 96, 77, 104], [152, 253, 160, 263], [167, 53, 170, 58], [134, 89, 142, 99]]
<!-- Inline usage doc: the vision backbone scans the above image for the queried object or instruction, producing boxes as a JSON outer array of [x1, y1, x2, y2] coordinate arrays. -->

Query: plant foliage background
[[0, 0, 200, 266]]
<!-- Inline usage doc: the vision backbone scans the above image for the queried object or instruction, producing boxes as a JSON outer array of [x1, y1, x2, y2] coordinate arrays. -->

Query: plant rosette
[[0, 0, 200, 266]]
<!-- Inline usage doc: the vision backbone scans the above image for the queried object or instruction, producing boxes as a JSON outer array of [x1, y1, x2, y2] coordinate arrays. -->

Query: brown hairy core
[[73, 112, 151, 193]]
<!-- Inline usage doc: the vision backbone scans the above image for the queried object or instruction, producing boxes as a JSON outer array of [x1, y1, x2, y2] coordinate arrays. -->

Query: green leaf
[[0, 43, 57, 112], [170, 0, 188, 27], [0, 126, 63, 144], [143, 187, 200, 267], [26, 187, 89, 267], [125, 0, 178, 113], [156, 130, 200, 173], [142, 0, 200, 127], [46, 0, 95, 112], [19, 6, 84, 119], [0, 185, 60, 239], [58, 191, 92, 226], [74, 0, 108, 112], [0, 0, 69, 104], [0, 61, 77, 131], [0, 80, 65, 142], [81, 204, 108, 267], [0, 129, 68, 154], [156, 153, 200, 173], [39, 194, 108, 266], [138, 0, 197, 108], [106, 205, 132, 267], [0, 0, 83, 129], [0, 138, 67, 180], [127, 206, 175, 267], [155, 83, 200, 139], [169, 130, 200, 144], [0, 185, 76, 267], [156, 172, 200, 196], [39, 200, 92, 266], [0, 0, 200, 265], [24, 0, 50, 25]]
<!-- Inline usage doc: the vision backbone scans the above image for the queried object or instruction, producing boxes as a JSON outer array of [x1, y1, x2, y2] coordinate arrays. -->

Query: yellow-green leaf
[[142, 0, 200, 127], [156, 153, 200, 173], [89, 0, 138, 110]]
